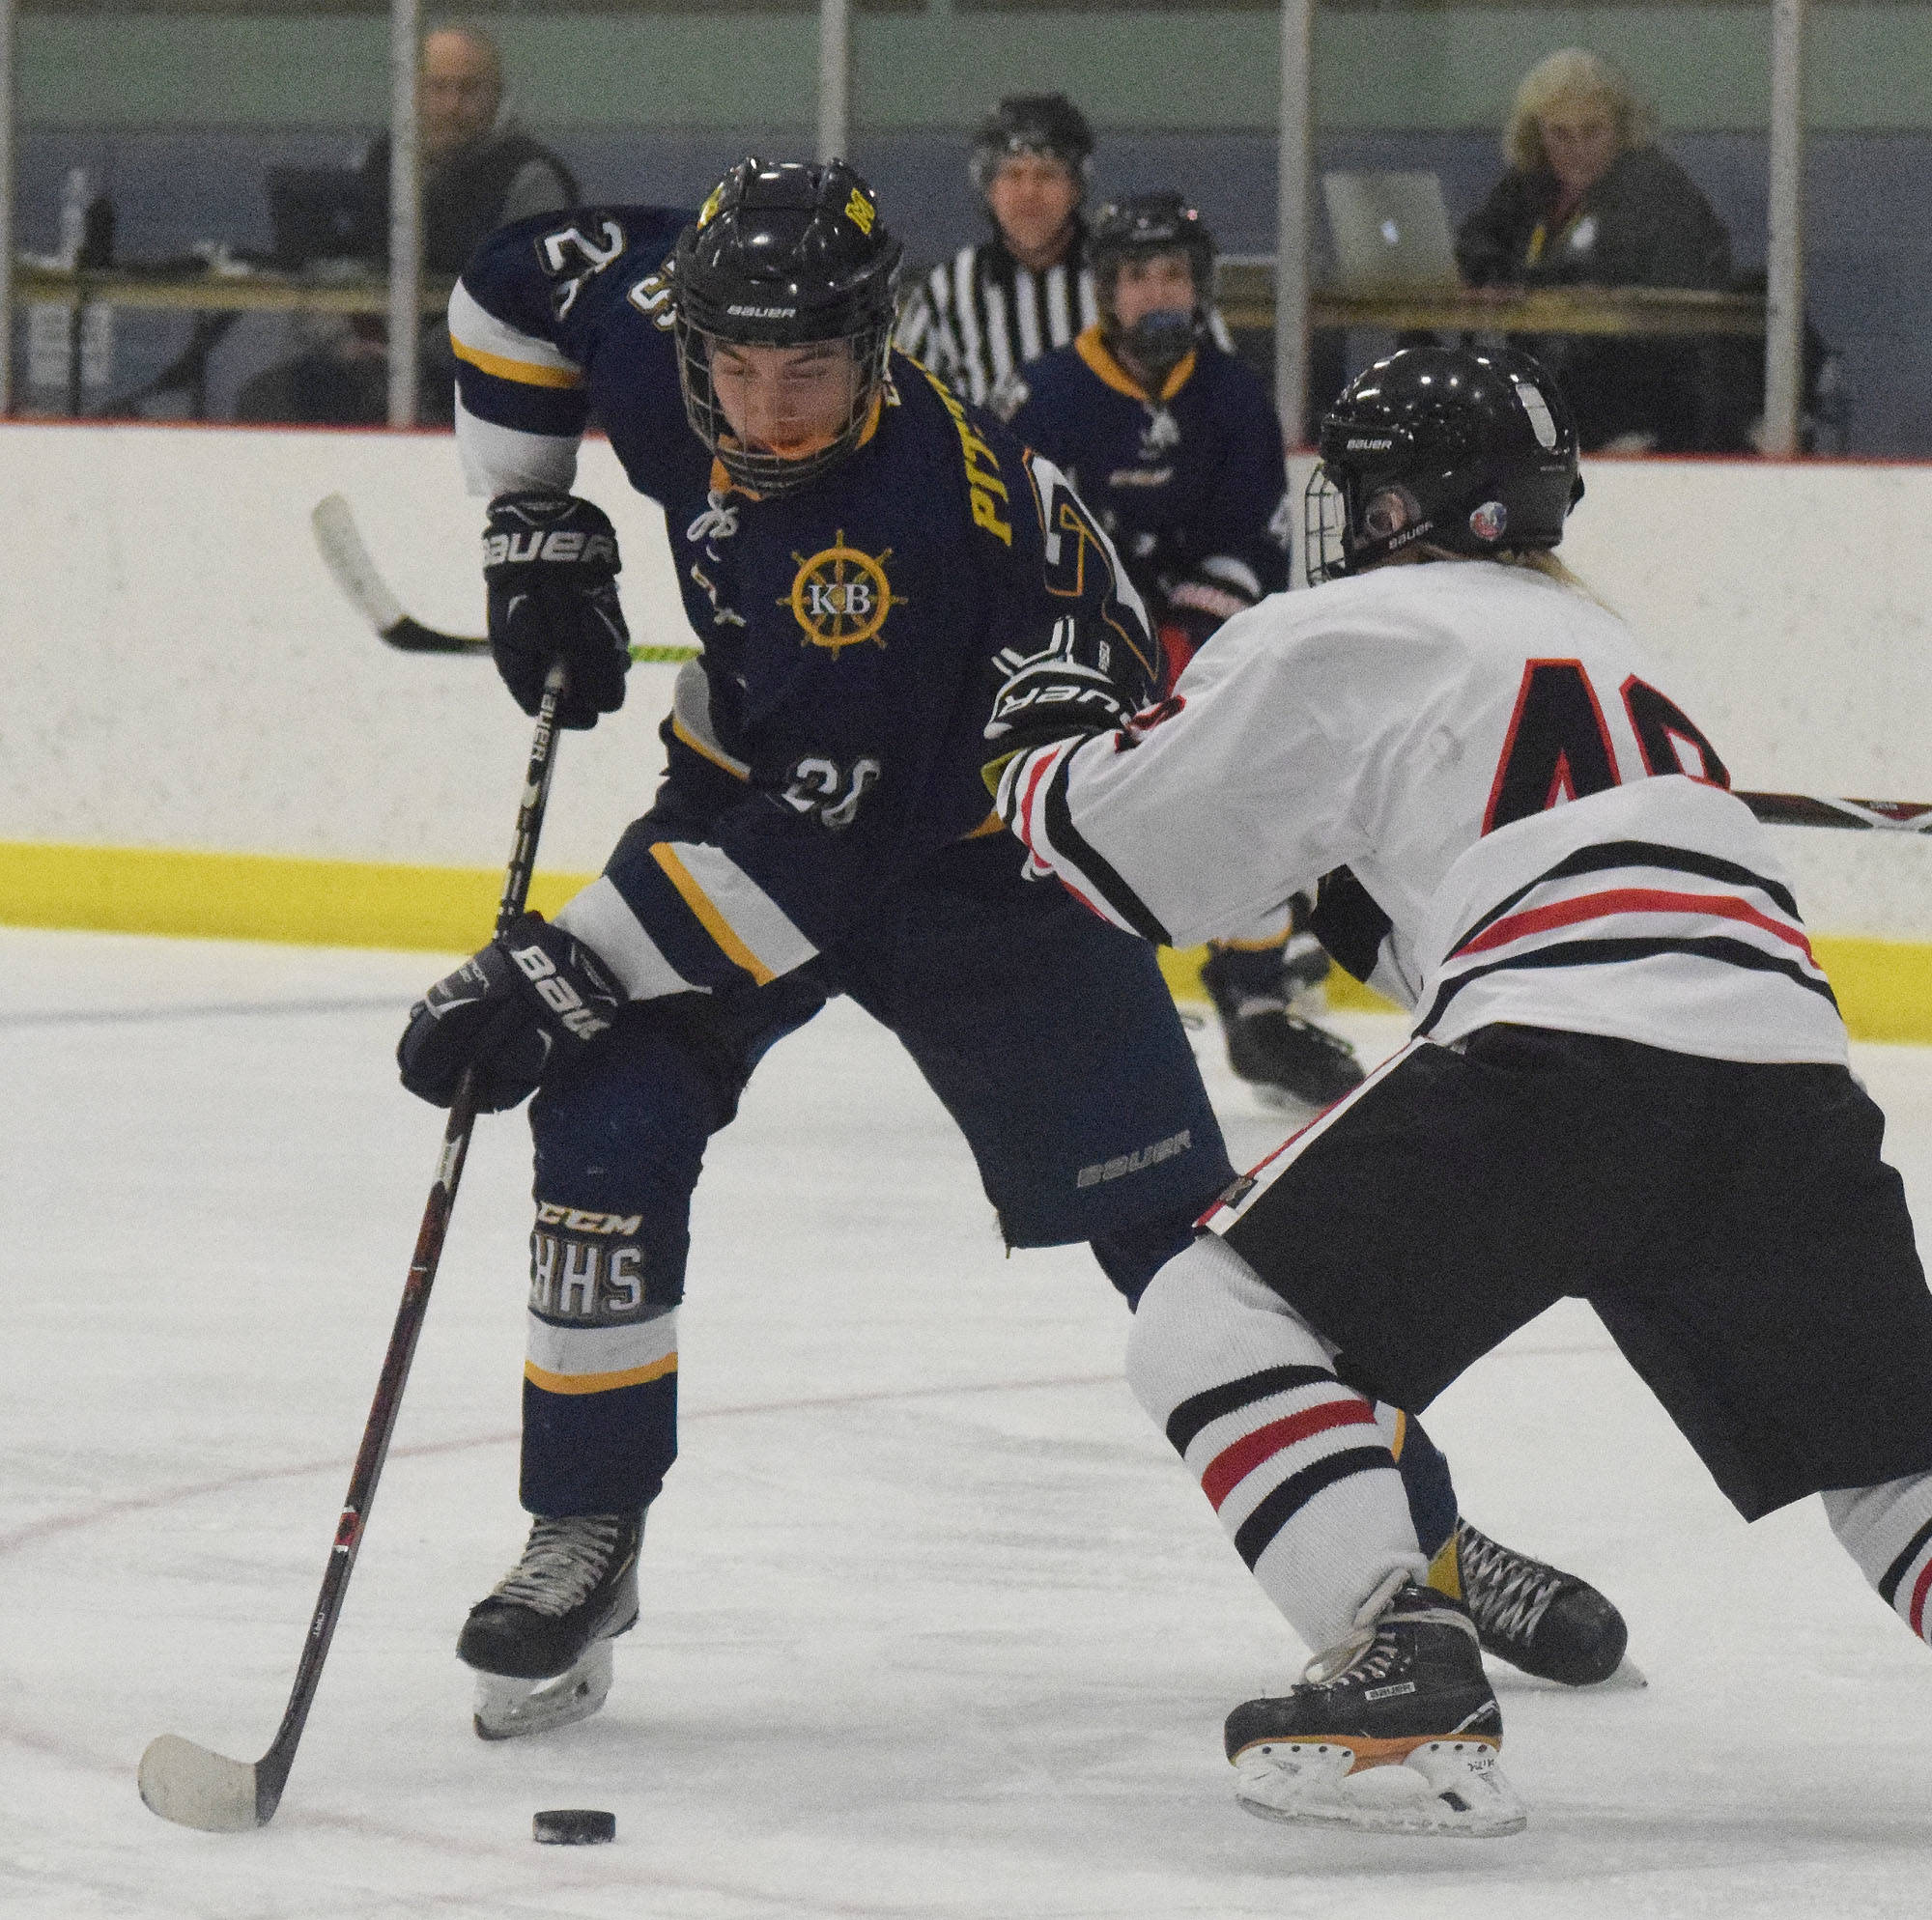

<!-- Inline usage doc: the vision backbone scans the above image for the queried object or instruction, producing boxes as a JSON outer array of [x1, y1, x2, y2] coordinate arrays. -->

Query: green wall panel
[[16, 7, 1932, 132]]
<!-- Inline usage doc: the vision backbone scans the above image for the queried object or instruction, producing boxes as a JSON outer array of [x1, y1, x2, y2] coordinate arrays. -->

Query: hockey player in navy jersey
[[392, 163, 1624, 1742], [986, 343, 1932, 1835], [1001, 192, 1362, 1111]]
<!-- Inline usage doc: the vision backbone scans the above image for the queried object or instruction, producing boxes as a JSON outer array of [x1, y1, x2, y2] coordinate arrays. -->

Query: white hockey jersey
[[997, 559, 1848, 1066]]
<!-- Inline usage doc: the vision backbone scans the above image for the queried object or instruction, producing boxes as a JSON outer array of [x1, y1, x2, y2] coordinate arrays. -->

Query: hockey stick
[[1738, 791, 1932, 834], [137, 662, 572, 1834], [311, 494, 699, 664]]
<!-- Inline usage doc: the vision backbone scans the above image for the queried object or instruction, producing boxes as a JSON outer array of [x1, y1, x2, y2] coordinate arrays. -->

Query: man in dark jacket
[[237, 25, 576, 425], [1455, 48, 1733, 451]]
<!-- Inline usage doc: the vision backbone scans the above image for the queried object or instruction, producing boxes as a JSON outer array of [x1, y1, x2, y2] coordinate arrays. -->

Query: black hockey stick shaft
[[248, 662, 570, 1823], [1739, 790, 1932, 833]]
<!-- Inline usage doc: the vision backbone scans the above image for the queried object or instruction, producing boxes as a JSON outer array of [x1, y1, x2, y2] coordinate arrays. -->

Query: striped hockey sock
[[1824, 1473, 1932, 1649], [1127, 1234, 1426, 1654]]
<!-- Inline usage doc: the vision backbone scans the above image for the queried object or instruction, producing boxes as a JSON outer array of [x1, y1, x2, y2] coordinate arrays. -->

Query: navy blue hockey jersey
[[999, 327, 1291, 615], [449, 206, 1155, 1003]]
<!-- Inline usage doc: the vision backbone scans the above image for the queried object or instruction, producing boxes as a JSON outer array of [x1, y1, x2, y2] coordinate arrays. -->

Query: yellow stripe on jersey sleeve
[[451, 338, 584, 389]]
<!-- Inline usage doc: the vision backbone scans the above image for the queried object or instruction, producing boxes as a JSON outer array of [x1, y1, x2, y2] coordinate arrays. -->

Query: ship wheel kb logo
[[783, 532, 904, 652]]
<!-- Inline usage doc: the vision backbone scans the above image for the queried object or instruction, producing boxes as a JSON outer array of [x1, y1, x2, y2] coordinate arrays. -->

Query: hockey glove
[[397, 912, 624, 1113], [981, 618, 1151, 794], [484, 493, 630, 730], [1156, 572, 1256, 687]]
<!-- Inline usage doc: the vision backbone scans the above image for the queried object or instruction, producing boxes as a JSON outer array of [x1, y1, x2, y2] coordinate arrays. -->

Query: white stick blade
[[139, 1734, 261, 1831], [311, 494, 405, 635]]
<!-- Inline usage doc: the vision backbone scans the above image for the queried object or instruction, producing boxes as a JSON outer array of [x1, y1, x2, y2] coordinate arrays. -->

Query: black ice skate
[[457, 1512, 642, 1740], [1200, 946, 1364, 1110], [1224, 1582, 1528, 1836], [1448, 1520, 1641, 1689]]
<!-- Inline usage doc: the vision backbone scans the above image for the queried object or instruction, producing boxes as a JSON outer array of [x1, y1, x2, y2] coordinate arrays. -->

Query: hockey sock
[[1822, 1472, 1932, 1649], [1126, 1233, 1426, 1654]]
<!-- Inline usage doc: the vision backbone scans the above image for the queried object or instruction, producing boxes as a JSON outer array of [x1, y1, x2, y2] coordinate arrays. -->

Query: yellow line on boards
[[0, 840, 594, 955], [3, 841, 1929, 1044]]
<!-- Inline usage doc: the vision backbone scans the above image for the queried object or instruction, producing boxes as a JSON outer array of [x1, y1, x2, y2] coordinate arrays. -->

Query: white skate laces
[[490, 1515, 629, 1618], [1456, 1524, 1563, 1643]]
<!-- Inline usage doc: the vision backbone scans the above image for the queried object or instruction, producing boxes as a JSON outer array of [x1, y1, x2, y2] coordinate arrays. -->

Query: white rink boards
[[5, 926, 1932, 1919]]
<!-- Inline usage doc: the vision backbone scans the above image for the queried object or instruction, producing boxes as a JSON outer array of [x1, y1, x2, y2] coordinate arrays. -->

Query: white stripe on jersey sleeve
[[447, 280, 583, 383], [554, 877, 703, 1000], [455, 394, 580, 498], [996, 738, 1155, 942]]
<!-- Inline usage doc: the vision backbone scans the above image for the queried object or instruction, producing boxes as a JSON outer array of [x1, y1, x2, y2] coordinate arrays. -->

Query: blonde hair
[[1504, 49, 1656, 173], [1490, 546, 1616, 613]]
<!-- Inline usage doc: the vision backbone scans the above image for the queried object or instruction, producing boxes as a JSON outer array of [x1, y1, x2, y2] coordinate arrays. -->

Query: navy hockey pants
[[514, 832, 1461, 1543]]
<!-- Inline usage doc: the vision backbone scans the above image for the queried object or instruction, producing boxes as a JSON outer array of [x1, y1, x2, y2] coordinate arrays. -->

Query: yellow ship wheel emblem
[[783, 532, 904, 652]]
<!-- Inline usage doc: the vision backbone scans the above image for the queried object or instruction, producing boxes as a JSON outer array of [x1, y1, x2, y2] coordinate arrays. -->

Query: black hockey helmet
[[969, 94, 1095, 197], [1305, 345, 1583, 584], [1090, 192, 1215, 293], [1090, 192, 1215, 382], [672, 156, 903, 495]]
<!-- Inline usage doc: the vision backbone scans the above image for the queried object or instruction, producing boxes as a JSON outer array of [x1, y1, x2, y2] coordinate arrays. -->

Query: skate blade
[[472, 1640, 614, 1742], [1234, 1739, 1528, 1838], [138, 1735, 261, 1831], [1590, 1654, 1647, 1691]]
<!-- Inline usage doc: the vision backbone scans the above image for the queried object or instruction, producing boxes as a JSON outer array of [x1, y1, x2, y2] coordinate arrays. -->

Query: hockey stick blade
[[138, 1735, 274, 1832], [311, 493, 696, 664]]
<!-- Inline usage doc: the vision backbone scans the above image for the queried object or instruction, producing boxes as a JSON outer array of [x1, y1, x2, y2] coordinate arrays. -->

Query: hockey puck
[[532, 1808, 615, 1846]]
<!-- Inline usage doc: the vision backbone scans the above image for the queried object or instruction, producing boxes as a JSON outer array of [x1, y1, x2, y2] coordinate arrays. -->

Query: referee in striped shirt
[[896, 95, 1101, 409], [898, 94, 1237, 409]]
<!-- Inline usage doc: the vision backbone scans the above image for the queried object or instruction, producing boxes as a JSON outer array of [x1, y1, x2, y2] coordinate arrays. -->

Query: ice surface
[[5, 926, 1932, 1918]]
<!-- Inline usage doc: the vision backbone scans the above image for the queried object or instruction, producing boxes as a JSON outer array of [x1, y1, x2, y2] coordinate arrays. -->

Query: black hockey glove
[[1156, 572, 1256, 686], [397, 911, 624, 1113], [483, 493, 630, 730], [981, 619, 1154, 794]]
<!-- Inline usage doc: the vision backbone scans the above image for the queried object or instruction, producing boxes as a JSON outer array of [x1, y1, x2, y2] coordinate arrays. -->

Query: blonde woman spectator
[[1455, 48, 1733, 451]]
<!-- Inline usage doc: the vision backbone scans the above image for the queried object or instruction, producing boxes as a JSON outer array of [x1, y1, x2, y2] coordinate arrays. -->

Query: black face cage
[[674, 315, 895, 497], [1303, 466, 1352, 585]]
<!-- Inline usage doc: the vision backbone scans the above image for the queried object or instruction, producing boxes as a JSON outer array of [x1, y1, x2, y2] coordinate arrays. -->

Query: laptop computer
[[1321, 172, 1461, 290], [266, 166, 376, 270]]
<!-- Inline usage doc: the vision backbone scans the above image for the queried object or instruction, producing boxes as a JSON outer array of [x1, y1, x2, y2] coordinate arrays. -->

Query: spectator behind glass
[[1455, 48, 1733, 452], [236, 24, 578, 426]]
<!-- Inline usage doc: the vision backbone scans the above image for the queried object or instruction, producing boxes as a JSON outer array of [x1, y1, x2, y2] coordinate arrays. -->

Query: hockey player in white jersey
[[983, 344, 1932, 1836]]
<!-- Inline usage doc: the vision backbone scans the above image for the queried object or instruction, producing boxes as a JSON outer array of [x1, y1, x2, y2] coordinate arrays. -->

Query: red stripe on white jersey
[[1458, 885, 1817, 964]]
